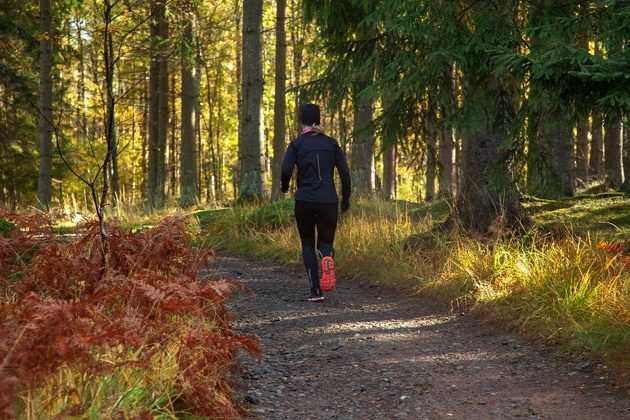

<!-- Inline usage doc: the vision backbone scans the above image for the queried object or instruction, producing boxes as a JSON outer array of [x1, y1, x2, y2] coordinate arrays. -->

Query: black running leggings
[[294, 200, 338, 292]]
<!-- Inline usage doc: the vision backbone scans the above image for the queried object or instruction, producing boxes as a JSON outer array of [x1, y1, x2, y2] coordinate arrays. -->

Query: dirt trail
[[214, 254, 630, 419]]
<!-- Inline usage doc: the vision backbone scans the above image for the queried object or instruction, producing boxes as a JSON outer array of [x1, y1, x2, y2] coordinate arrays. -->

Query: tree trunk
[[425, 133, 436, 202], [380, 98, 397, 200], [110, 56, 120, 207], [169, 72, 177, 197], [526, 1, 575, 198], [271, 0, 287, 200], [382, 143, 397, 201], [438, 69, 454, 198], [141, 77, 148, 201], [438, 123, 453, 198], [604, 118, 623, 188], [527, 103, 575, 198], [446, 1, 531, 234], [234, 0, 242, 145], [75, 16, 87, 141], [351, 83, 375, 197], [455, 75, 530, 233], [238, 0, 266, 201], [156, 0, 169, 207], [215, 70, 224, 201], [575, 35, 589, 187], [576, 117, 590, 187], [290, 0, 305, 137], [37, 0, 53, 210], [589, 111, 603, 177], [621, 120, 629, 193], [179, 11, 199, 207], [147, 0, 160, 209]]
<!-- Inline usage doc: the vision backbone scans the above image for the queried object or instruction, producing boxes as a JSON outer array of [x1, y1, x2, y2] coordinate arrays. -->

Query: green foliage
[[570, 0, 630, 111], [0, 219, 16, 236]]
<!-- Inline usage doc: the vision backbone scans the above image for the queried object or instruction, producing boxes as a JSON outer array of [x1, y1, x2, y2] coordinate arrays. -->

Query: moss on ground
[[524, 193, 630, 240]]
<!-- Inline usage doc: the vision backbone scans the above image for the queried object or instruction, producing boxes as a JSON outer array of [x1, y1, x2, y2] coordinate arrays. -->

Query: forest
[[0, 0, 629, 418], [0, 0, 627, 222]]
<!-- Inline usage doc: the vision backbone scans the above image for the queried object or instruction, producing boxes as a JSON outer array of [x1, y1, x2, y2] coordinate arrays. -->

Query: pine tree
[[179, 5, 199, 207], [37, 0, 54, 210], [238, 0, 266, 201], [526, 0, 575, 198], [271, 0, 287, 200]]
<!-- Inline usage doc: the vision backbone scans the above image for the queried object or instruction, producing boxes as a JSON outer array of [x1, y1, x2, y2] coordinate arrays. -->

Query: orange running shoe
[[320, 256, 336, 292]]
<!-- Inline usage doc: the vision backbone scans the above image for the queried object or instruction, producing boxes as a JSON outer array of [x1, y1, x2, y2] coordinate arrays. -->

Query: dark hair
[[299, 103, 321, 126]]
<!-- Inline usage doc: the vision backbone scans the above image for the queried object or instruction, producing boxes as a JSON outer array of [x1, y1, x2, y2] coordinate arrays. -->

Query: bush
[[0, 216, 258, 418]]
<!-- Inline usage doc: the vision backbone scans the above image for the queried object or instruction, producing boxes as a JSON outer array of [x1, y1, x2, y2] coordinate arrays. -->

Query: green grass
[[524, 192, 630, 239], [0, 219, 16, 236], [21, 343, 186, 419], [195, 194, 630, 384]]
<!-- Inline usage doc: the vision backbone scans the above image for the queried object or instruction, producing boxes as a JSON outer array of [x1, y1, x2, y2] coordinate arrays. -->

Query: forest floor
[[214, 253, 630, 419]]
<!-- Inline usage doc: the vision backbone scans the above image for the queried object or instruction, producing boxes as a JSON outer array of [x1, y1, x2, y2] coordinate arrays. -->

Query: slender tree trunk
[[589, 111, 604, 177], [382, 143, 397, 201], [141, 82, 148, 201], [351, 83, 375, 197], [604, 118, 623, 188], [438, 123, 453, 198], [169, 73, 177, 197], [238, 0, 266, 200], [380, 98, 397, 201], [290, 0, 305, 137], [110, 58, 120, 207], [438, 69, 454, 198], [215, 69, 224, 201], [110, 105, 120, 206], [233, 0, 242, 197], [204, 64, 218, 202], [179, 10, 199, 207], [0, 172, 4, 206], [576, 117, 590, 187], [588, 39, 604, 178], [195, 38, 202, 202], [37, 0, 53, 210], [425, 133, 436, 202], [234, 0, 242, 132], [156, 0, 169, 207], [98, 0, 117, 264], [575, 36, 589, 187], [271, 0, 287, 200], [75, 16, 87, 140], [0, 95, 6, 206], [621, 120, 629, 193], [147, 0, 160, 209]]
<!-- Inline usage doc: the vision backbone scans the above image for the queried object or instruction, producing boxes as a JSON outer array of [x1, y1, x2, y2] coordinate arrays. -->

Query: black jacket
[[281, 132, 351, 204]]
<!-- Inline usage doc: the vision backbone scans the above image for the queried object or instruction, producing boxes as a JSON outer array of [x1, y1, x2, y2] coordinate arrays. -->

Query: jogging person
[[280, 104, 351, 302]]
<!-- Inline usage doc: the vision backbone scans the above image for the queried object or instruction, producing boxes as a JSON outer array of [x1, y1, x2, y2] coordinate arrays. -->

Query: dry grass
[[196, 197, 630, 383]]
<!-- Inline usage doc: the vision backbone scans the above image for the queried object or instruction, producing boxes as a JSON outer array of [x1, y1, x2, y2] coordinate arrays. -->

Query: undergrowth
[[196, 196, 630, 384], [0, 212, 258, 418]]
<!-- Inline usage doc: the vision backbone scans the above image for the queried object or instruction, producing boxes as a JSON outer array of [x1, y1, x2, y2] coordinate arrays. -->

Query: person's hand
[[341, 199, 349, 213]]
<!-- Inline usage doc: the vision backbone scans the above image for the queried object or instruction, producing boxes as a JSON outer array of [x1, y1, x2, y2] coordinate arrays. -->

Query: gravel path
[[213, 253, 630, 419]]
